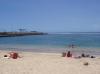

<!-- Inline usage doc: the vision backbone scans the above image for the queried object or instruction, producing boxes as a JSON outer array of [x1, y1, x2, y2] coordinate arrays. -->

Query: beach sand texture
[[0, 51, 100, 74]]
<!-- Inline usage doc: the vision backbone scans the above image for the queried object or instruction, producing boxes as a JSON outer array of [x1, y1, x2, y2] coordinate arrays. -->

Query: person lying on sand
[[4, 52, 22, 59]]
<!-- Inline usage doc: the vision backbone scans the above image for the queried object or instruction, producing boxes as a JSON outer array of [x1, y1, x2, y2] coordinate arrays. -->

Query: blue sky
[[0, 0, 100, 32]]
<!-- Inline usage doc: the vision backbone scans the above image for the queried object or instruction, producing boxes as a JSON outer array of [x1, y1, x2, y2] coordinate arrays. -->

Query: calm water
[[0, 34, 100, 54]]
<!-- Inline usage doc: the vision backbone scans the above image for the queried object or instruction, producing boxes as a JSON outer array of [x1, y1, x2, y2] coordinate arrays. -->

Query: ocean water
[[0, 34, 100, 54]]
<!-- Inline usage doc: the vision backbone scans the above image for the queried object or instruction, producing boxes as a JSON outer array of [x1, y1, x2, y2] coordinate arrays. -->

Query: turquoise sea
[[0, 33, 100, 55]]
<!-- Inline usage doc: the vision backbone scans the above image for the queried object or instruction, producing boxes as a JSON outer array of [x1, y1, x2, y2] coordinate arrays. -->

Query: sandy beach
[[0, 50, 100, 74]]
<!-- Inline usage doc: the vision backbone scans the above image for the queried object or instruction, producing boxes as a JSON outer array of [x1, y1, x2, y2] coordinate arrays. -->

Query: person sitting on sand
[[81, 53, 85, 57], [62, 52, 66, 57], [67, 51, 72, 57]]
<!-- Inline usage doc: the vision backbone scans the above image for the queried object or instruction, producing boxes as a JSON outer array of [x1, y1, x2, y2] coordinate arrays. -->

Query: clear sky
[[0, 0, 100, 32]]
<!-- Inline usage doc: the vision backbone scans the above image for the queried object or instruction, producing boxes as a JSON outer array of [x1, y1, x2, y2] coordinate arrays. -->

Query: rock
[[83, 62, 89, 66]]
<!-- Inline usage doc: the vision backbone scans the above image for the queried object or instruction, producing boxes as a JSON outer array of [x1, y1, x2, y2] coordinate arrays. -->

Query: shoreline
[[0, 46, 100, 57], [0, 46, 100, 55]]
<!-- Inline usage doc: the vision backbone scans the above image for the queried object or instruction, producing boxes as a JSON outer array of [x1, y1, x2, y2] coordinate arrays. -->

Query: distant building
[[18, 29, 26, 32]]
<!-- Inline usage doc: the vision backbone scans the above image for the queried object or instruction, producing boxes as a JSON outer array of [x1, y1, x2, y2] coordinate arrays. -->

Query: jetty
[[0, 31, 47, 37]]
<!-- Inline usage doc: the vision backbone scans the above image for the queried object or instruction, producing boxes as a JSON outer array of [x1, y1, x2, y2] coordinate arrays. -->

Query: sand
[[0, 50, 100, 74]]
